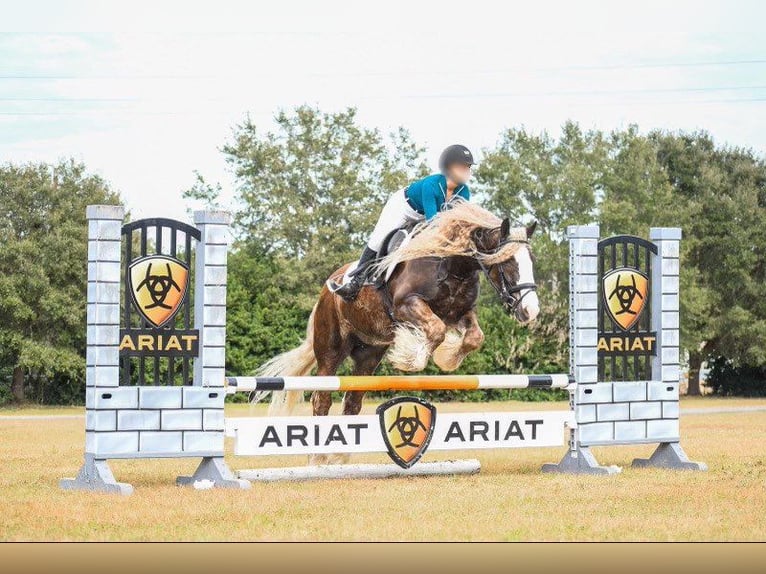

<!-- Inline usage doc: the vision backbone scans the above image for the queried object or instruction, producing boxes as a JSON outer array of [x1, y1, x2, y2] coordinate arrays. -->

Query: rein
[[475, 238, 537, 314]]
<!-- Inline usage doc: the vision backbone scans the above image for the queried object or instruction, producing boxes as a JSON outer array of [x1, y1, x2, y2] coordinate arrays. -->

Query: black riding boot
[[331, 246, 378, 302]]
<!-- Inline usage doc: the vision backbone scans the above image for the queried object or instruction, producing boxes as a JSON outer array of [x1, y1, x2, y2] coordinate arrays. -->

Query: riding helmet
[[439, 144, 476, 173]]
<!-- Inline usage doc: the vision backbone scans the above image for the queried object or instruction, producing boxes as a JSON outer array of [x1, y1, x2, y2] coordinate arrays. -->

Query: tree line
[[2, 106, 765, 404]]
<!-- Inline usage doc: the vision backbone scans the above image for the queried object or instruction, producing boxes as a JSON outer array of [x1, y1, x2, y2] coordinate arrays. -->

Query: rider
[[331, 144, 475, 302]]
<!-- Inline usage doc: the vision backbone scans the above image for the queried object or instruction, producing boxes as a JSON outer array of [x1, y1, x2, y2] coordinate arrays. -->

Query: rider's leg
[[365, 189, 419, 254], [349, 246, 378, 278], [330, 246, 377, 302], [332, 190, 419, 301]]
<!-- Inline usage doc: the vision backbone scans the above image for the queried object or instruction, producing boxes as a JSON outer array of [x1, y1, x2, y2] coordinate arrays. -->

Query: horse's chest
[[430, 277, 478, 320]]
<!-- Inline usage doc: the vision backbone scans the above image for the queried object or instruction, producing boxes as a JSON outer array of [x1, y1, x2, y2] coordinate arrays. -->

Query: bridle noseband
[[476, 238, 537, 315]]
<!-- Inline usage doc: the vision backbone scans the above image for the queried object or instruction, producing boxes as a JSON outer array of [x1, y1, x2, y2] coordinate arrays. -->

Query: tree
[[476, 122, 608, 375], [185, 106, 429, 376], [0, 160, 121, 403], [479, 123, 766, 396], [651, 132, 766, 393], [209, 106, 427, 281]]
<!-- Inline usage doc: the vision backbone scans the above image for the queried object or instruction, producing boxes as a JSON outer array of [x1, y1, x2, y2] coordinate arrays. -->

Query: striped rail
[[225, 373, 574, 394]]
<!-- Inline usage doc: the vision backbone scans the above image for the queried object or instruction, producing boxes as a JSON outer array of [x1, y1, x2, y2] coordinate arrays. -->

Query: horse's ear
[[500, 218, 511, 240], [526, 220, 537, 238]]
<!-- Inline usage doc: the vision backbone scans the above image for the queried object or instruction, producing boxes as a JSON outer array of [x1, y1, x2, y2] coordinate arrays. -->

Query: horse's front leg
[[389, 295, 446, 372], [433, 309, 484, 372]]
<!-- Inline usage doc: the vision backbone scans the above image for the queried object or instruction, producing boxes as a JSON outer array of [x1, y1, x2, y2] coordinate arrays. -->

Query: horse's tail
[[260, 304, 318, 416]]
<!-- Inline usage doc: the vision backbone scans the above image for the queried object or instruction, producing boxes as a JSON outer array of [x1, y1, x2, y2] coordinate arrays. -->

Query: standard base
[[60, 455, 134, 495], [176, 456, 251, 489], [631, 442, 708, 471], [541, 447, 622, 475], [238, 459, 481, 482]]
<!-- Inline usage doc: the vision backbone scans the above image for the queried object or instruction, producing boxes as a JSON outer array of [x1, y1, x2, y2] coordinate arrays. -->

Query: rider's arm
[[421, 178, 441, 220], [459, 185, 471, 201]]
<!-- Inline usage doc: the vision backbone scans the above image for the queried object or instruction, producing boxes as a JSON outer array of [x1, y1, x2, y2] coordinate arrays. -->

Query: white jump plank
[[237, 459, 481, 482]]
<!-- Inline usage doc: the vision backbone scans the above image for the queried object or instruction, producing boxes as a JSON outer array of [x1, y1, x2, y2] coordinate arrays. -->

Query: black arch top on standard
[[598, 234, 657, 254], [597, 233, 658, 383], [121, 218, 202, 241], [120, 217, 201, 387]]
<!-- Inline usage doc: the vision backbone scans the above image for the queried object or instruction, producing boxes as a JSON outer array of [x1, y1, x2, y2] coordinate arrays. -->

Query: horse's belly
[[337, 289, 395, 347]]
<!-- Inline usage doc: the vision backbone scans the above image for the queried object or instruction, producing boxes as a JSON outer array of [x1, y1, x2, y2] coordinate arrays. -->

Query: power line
[[1, 58, 765, 81], [1, 97, 765, 118], [563, 58, 766, 70], [1, 85, 766, 105], [0, 97, 136, 102], [0, 74, 214, 80], [402, 85, 766, 100]]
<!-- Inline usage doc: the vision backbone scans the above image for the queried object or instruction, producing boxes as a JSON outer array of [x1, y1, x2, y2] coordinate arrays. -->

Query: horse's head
[[475, 219, 540, 324]]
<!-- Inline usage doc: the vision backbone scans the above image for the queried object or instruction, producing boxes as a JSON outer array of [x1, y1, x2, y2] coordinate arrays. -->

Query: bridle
[[476, 237, 537, 315]]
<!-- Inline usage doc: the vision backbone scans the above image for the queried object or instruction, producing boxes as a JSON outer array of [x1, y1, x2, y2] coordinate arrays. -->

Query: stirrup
[[332, 275, 365, 302], [327, 279, 344, 293]]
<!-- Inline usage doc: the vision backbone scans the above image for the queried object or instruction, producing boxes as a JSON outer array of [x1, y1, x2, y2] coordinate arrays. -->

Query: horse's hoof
[[433, 330, 466, 371]]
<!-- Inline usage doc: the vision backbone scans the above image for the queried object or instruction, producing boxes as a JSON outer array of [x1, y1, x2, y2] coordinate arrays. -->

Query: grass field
[[2, 397, 765, 541]]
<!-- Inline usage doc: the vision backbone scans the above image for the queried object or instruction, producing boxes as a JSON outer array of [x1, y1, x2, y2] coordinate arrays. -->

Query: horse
[[260, 202, 539, 462]]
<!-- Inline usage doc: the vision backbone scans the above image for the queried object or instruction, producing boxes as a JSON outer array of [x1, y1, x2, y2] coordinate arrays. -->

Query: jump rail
[[225, 374, 574, 393]]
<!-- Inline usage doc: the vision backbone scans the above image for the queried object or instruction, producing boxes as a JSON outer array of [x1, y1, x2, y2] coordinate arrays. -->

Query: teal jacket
[[405, 174, 471, 220]]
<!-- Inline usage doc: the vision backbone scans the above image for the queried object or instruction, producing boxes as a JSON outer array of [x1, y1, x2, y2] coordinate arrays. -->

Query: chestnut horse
[[260, 202, 539, 461]]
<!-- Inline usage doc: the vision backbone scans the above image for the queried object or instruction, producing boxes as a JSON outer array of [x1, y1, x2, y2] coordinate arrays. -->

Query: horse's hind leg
[[308, 357, 345, 466], [309, 350, 350, 466], [342, 343, 388, 416], [327, 343, 388, 465], [311, 343, 351, 416], [308, 290, 352, 464], [311, 346, 347, 416]]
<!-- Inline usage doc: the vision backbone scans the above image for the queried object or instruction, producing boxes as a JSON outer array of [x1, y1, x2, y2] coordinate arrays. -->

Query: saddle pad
[[382, 229, 412, 281], [335, 229, 413, 287]]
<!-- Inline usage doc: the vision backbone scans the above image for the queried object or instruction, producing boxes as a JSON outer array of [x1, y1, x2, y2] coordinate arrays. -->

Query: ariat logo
[[377, 397, 436, 468], [128, 255, 189, 328], [602, 267, 648, 331]]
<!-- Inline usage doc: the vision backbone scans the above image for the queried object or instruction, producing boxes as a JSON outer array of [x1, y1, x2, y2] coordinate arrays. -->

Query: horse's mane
[[373, 200, 527, 275]]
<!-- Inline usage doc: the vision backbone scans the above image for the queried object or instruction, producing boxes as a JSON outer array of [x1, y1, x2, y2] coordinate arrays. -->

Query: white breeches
[[367, 190, 424, 252]]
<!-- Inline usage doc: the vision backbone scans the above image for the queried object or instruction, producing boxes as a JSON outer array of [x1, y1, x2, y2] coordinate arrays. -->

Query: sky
[[1, 0, 765, 221]]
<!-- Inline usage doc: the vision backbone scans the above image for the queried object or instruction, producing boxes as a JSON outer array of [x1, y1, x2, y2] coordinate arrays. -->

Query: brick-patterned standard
[[60, 207, 248, 494], [543, 225, 705, 474]]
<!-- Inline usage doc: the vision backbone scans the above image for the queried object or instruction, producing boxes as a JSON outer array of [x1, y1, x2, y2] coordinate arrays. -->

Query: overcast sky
[[2, 0, 765, 221]]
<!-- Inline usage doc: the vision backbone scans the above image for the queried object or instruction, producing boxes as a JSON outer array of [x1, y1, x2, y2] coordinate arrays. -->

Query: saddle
[[335, 226, 414, 289]]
